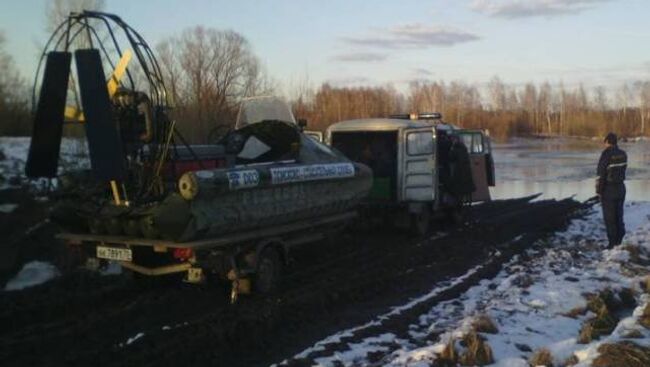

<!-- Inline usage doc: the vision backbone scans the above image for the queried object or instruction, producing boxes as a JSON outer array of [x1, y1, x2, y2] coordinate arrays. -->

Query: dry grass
[[459, 331, 494, 366], [577, 290, 625, 343], [621, 329, 644, 339], [577, 309, 618, 344], [592, 341, 650, 367], [437, 337, 457, 366], [563, 306, 586, 319], [577, 321, 595, 344], [437, 331, 495, 366], [585, 293, 606, 313], [529, 347, 553, 366], [472, 314, 499, 334], [562, 354, 580, 366]]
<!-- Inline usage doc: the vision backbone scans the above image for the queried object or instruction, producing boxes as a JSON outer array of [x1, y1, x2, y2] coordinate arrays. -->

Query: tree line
[[0, 31, 30, 136], [295, 78, 650, 140]]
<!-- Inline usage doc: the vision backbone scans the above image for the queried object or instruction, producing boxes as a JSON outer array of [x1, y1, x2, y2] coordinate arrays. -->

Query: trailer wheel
[[410, 207, 431, 237], [254, 247, 282, 294]]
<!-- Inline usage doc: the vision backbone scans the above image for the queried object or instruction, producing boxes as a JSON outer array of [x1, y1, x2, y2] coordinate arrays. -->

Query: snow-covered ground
[[0, 136, 89, 189], [4, 261, 60, 291], [288, 201, 650, 366], [0, 136, 109, 291]]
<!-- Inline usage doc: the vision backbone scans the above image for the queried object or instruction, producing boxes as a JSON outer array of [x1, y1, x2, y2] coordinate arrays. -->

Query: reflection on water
[[490, 138, 650, 201]]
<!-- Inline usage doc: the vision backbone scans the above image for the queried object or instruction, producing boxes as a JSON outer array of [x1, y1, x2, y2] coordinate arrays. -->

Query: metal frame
[[61, 211, 352, 287], [33, 11, 204, 202], [119, 261, 192, 276], [58, 211, 355, 250]]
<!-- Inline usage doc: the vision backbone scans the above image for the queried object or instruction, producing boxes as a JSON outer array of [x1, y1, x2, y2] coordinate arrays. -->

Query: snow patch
[[126, 332, 145, 345], [0, 137, 90, 190], [0, 203, 18, 213], [4, 261, 60, 291]]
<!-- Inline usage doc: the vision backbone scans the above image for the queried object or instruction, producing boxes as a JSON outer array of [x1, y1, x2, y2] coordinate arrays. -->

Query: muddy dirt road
[[0, 192, 588, 367]]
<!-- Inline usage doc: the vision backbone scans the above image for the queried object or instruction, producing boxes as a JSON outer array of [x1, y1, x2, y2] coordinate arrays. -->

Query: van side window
[[471, 134, 484, 154], [460, 133, 484, 154], [407, 132, 433, 155]]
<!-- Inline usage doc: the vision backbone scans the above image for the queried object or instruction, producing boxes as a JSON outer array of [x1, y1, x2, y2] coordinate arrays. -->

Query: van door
[[399, 127, 436, 202], [458, 131, 491, 202]]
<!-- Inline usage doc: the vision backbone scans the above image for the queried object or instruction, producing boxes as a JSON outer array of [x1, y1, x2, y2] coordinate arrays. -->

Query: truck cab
[[326, 115, 494, 235]]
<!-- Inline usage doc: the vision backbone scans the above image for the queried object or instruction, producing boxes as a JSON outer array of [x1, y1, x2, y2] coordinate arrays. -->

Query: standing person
[[437, 131, 452, 189], [596, 132, 627, 248]]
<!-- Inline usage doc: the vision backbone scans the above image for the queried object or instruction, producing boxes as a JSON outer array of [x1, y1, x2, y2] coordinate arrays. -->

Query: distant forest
[[292, 79, 650, 140], [1, 1, 649, 141]]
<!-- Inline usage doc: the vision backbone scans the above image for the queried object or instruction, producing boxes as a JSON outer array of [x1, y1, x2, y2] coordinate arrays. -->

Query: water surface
[[490, 138, 650, 201]]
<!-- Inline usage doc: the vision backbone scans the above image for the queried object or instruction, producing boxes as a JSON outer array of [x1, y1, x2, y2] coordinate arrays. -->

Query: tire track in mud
[[281, 198, 592, 366], [0, 196, 587, 367]]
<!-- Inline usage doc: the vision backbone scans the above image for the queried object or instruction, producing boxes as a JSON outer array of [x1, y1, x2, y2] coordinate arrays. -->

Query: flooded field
[[490, 137, 650, 201]]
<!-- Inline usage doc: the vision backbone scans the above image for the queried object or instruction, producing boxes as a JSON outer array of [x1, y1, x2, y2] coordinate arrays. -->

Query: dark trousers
[[601, 195, 625, 247]]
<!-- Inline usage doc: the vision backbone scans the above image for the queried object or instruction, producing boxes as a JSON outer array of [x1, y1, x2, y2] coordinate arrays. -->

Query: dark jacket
[[596, 145, 627, 198], [448, 140, 476, 196]]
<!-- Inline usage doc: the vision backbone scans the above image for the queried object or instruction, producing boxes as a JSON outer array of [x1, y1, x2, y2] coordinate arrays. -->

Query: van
[[326, 114, 495, 235]]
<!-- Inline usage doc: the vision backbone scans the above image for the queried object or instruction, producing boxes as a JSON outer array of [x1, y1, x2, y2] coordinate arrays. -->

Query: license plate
[[97, 246, 132, 261]]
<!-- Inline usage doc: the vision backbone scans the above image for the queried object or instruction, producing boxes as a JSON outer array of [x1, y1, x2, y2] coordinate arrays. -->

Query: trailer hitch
[[227, 256, 251, 304]]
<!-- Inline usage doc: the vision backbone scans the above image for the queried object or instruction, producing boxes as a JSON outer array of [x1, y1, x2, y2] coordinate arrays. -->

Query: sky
[[1, 0, 650, 94]]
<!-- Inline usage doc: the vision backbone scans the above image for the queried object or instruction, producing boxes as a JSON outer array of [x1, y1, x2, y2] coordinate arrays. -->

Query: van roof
[[327, 118, 457, 132]]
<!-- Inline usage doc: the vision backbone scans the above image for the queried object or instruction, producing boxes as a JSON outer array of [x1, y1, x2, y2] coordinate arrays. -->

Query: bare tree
[[156, 39, 183, 107], [408, 81, 447, 114], [636, 81, 650, 135], [46, 0, 106, 32], [487, 76, 506, 111], [0, 31, 30, 135], [520, 83, 537, 132], [155, 26, 272, 142], [616, 83, 632, 121], [537, 82, 553, 134]]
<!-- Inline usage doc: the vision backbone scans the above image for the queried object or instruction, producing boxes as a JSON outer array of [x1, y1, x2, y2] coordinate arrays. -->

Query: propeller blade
[[25, 52, 71, 178], [64, 49, 133, 123], [75, 49, 126, 181]]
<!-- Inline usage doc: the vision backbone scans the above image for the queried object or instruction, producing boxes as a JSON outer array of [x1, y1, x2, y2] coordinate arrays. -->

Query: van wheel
[[255, 247, 282, 294], [410, 207, 431, 237]]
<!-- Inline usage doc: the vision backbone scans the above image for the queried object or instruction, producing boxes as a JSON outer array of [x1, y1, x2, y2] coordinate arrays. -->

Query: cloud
[[413, 68, 434, 76], [471, 0, 612, 18], [325, 76, 373, 87], [333, 52, 388, 62], [342, 23, 480, 49]]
